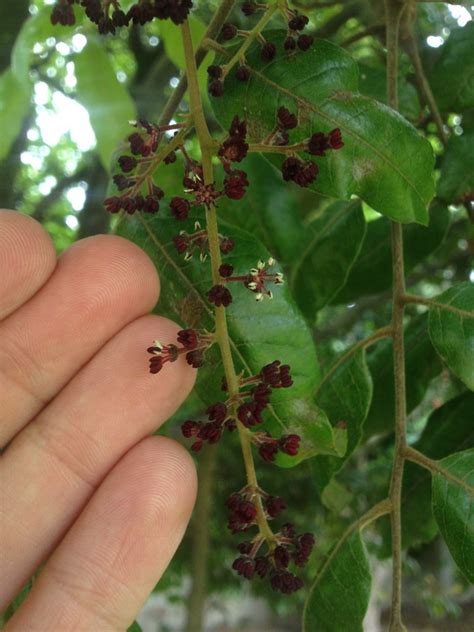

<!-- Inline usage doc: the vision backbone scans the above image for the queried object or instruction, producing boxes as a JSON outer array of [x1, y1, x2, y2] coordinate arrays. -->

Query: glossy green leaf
[[303, 531, 371, 632], [429, 23, 474, 113], [364, 315, 442, 437], [379, 392, 474, 555], [433, 449, 474, 583], [428, 282, 474, 390], [0, 68, 31, 161], [292, 201, 366, 317], [212, 33, 435, 224], [438, 133, 474, 203], [117, 213, 346, 463], [334, 203, 450, 303], [127, 621, 143, 632], [313, 349, 373, 494], [358, 62, 421, 122], [75, 38, 136, 170]]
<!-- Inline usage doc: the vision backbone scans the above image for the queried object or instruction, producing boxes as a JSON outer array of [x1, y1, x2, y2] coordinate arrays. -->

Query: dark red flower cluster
[[181, 402, 236, 452], [307, 128, 344, 155], [217, 257, 284, 303], [147, 328, 211, 374], [173, 222, 235, 261], [253, 431, 301, 462], [230, 500, 315, 593], [218, 116, 249, 165], [50, 0, 193, 31], [104, 119, 179, 215], [281, 156, 318, 187], [284, 11, 314, 52]]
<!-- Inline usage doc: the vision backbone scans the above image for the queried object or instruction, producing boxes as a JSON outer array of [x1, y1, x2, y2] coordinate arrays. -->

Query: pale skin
[[0, 208, 197, 630]]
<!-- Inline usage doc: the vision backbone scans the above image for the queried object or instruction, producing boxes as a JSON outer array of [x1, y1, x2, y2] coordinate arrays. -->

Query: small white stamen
[[247, 281, 258, 290]]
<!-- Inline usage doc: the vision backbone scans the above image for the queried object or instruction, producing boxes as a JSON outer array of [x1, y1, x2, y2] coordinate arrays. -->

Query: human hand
[[0, 209, 197, 630]]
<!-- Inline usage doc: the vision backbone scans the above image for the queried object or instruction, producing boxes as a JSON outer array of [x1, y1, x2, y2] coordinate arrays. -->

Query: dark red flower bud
[[281, 156, 318, 187], [170, 196, 191, 220], [209, 79, 224, 97], [265, 495, 286, 518], [220, 237, 235, 254], [284, 36, 296, 50], [237, 402, 262, 428], [235, 65, 251, 81], [118, 155, 138, 173], [255, 556, 270, 577], [164, 151, 177, 164], [113, 174, 133, 191], [279, 434, 300, 456], [177, 329, 199, 349], [251, 383, 272, 407], [104, 196, 122, 214], [277, 106, 297, 130], [173, 233, 189, 254], [181, 420, 201, 438], [308, 132, 330, 156], [219, 263, 234, 278], [221, 22, 238, 40], [207, 284, 233, 307], [128, 132, 145, 155], [289, 14, 309, 31], [143, 195, 160, 213], [297, 34, 313, 51], [258, 441, 279, 462], [232, 556, 255, 579], [329, 128, 344, 150], [206, 402, 228, 423], [224, 170, 248, 200], [274, 545, 290, 569], [271, 571, 304, 593], [207, 64, 223, 79], [238, 541, 253, 555], [186, 350, 204, 368], [261, 42, 277, 62], [191, 439, 203, 452], [241, 0, 257, 16], [112, 8, 129, 27]]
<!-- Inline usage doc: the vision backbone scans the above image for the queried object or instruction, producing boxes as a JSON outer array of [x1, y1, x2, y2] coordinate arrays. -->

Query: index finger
[[0, 210, 56, 320]]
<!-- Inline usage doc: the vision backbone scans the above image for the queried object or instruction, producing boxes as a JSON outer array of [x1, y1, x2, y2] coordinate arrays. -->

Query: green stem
[[222, 3, 278, 77], [385, 1, 409, 630], [316, 326, 393, 395], [404, 446, 474, 495], [402, 294, 474, 319], [181, 19, 275, 544], [158, 0, 236, 126]]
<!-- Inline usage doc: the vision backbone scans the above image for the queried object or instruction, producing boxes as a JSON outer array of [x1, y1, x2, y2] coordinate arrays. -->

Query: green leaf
[[292, 201, 366, 317], [218, 153, 312, 264], [312, 349, 373, 494], [428, 282, 474, 390], [0, 69, 31, 161], [303, 531, 371, 632], [433, 449, 474, 583], [334, 203, 450, 303], [379, 392, 474, 555], [127, 621, 143, 632], [212, 33, 435, 224], [358, 62, 421, 122], [364, 315, 442, 437], [74, 38, 136, 170], [117, 213, 345, 463], [429, 23, 474, 113], [437, 133, 474, 203]]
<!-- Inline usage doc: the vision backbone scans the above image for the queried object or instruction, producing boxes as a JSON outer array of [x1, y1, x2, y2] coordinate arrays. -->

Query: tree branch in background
[[402, 24, 448, 144]]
